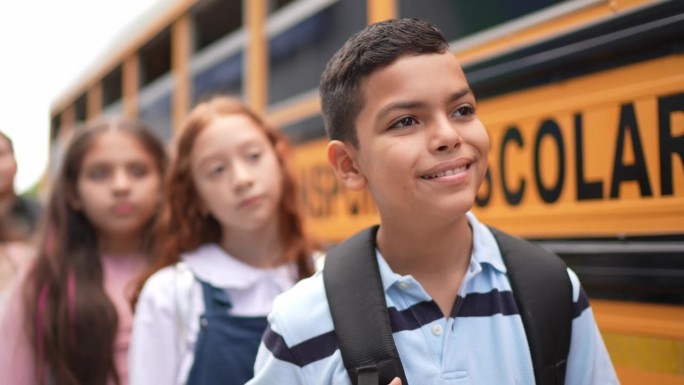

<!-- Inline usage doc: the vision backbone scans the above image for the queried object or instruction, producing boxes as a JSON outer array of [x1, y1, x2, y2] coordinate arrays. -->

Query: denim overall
[[186, 279, 269, 385]]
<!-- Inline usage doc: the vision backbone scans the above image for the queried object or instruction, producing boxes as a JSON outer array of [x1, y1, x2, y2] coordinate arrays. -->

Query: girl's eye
[[389, 116, 418, 129], [209, 165, 225, 177], [128, 163, 150, 178], [453, 105, 475, 117], [247, 152, 261, 162], [87, 167, 110, 181]]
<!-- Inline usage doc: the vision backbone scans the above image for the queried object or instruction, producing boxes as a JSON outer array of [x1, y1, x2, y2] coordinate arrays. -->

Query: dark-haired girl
[[0, 119, 167, 385]]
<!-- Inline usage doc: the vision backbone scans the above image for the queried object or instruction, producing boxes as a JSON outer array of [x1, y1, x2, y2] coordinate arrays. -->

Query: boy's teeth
[[424, 166, 467, 179]]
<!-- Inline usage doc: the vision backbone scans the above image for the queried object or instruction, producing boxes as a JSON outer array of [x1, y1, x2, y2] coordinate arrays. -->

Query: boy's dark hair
[[319, 18, 450, 148]]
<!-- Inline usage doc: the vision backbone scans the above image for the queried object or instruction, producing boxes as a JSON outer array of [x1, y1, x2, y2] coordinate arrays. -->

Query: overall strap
[[323, 225, 408, 385], [489, 227, 573, 385], [196, 277, 233, 312]]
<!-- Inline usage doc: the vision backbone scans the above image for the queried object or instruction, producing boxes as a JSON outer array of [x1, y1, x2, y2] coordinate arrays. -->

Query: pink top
[[0, 253, 146, 385]]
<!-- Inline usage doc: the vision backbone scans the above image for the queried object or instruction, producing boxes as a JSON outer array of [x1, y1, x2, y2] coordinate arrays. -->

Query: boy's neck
[[220, 220, 284, 269], [376, 215, 473, 316], [377, 215, 472, 272]]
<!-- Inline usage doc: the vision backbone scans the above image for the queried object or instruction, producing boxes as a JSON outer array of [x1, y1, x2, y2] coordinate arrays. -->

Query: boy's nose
[[431, 117, 463, 153]]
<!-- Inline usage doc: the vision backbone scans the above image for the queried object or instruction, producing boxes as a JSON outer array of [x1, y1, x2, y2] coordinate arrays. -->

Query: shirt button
[[398, 282, 410, 290], [432, 324, 443, 336]]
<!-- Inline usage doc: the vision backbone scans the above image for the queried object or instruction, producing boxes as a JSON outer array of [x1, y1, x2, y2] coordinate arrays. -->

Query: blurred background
[[4, 0, 684, 383], [0, 0, 170, 193]]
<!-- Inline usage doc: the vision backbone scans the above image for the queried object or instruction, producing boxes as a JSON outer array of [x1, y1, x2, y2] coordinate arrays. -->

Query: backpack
[[323, 225, 573, 385]]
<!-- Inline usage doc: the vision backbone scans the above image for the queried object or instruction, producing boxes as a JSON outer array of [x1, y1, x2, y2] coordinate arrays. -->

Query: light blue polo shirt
[[247, 213, 619, 385]]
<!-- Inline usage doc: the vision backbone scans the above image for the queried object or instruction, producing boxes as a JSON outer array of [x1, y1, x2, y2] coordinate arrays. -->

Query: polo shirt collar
[[467, 211, 507, 274], [375, 212, 507, 292]]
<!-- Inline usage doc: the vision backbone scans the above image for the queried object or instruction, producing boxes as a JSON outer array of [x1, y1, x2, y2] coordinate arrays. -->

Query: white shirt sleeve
[[129, 268, 186, 385]]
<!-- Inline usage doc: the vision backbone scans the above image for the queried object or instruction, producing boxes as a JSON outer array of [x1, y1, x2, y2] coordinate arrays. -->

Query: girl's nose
[[232, 161, 254, 192], [112, 169, 131, 193]]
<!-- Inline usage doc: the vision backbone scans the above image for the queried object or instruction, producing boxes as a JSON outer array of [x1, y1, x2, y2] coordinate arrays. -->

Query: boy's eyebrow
[[375, 88, 473, 122], [447, 88, 473, 104]]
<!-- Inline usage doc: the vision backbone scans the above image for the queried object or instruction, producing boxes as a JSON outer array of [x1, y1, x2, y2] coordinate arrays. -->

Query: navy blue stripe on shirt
[[263, 325, 338, 367], [573, 287, 590, 319], [388, 301, 442, 332], [263, 290, 522, 367], [457, 289, 519, 317]]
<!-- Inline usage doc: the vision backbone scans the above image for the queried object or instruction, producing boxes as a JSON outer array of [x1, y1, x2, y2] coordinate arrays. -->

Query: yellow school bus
[[49, 0, 683, 383]]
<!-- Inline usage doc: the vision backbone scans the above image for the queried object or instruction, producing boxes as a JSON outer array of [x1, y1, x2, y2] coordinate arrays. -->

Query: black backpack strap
[[323, 225, 408, 385], [489, 226, 573, 385]]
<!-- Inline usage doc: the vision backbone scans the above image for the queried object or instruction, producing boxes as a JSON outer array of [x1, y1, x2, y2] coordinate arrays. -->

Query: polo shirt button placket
[[431, 324, 443, 336]]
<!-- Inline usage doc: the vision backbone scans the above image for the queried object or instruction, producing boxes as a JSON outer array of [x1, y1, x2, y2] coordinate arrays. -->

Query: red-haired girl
[[129, 96, 316, 385], [0, 119, 167, 385]]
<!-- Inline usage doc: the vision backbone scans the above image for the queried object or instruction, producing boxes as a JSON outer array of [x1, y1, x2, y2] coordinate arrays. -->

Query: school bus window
[[74, 94, 87, 123], [102, 65, 123, 109], [269, 0, 296, 14], [399, 0, 568, 42], [139, 28, 171, 87], [193, 0, 242, 52], [50, 114, 61, 141]]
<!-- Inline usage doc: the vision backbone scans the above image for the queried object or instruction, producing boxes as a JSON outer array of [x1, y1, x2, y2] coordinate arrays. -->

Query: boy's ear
[[327, 140, 367, 191]]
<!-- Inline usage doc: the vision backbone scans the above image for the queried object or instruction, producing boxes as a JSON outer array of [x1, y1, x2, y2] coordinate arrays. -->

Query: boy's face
[[328, 52, 489, 223]]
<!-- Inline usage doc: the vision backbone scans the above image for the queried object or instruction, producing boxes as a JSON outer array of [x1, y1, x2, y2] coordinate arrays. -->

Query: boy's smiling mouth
[[421, 165, 468, 180]]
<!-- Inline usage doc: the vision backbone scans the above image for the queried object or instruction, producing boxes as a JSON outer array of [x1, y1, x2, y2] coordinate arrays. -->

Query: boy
[[247, 18, 618, 385]]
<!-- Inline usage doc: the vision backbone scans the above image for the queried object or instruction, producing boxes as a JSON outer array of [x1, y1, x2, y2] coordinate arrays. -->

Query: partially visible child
[[247, 19, 618, 385], [0, 221, 35, 315], [0, 131, 43, 242], [0, 119, 167, 385], [129, 96, 316, 385], [0, 131, 42, 315]]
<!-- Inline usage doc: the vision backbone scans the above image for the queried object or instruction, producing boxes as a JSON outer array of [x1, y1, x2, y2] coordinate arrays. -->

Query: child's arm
[[564, 269, 620, 385], [248, 273, 352, 385], [0, 266, 37, 384], [247, 334, 310, 385], [129, 269, 184, 385]]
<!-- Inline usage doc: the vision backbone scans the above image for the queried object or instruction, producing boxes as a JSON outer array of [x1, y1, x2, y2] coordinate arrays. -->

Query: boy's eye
[[389, 116, 418, 129], [453, 105, 475, 117]]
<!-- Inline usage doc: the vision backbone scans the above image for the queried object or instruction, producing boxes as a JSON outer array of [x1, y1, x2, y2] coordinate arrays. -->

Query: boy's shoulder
[[268, 270, 335, 346]]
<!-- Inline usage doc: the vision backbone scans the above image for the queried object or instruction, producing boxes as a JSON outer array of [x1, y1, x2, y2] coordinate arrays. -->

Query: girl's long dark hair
[[133, 96, 315, 306], [23, 119, 167, 385]]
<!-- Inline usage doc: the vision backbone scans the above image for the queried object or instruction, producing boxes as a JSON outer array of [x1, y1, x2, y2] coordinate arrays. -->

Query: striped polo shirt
[[247, 213, 618, 385]]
